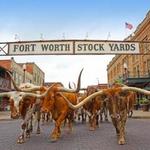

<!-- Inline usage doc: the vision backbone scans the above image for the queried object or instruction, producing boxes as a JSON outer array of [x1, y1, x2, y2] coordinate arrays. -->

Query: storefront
[[0, 66, 11, 111]]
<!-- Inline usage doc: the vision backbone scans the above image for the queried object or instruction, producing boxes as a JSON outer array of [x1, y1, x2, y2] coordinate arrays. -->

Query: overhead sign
[[75, 41, 139, 54], [8, 41, 74, 55], [7, 40, 140, 55]]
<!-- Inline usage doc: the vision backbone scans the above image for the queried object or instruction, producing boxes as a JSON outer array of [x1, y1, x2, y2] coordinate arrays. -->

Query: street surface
[[0, 119, 150, 150]]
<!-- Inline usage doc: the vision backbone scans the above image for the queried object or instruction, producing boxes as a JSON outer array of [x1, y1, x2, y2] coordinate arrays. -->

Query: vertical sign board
[[7, 40, 140, 55]]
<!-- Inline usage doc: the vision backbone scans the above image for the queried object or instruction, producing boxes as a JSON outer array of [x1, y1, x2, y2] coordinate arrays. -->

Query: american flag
[[125, 22, 133, 30]]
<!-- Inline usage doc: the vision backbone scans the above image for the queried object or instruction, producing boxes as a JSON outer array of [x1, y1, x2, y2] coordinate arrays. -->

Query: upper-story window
[[142, 36, 149, 53], [0, 70, 5, 78]]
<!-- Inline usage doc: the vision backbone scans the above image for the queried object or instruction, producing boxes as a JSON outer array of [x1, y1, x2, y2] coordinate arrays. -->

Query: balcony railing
[[122, 70, 150, 79]]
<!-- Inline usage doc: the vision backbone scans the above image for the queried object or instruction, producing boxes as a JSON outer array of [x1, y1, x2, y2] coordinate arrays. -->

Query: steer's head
[[9, 92, 37, 119], [9, 91, 25, 119], [41, 83, 63, 113], [0, 84, 54, 119], [100, 88, 128, 120]]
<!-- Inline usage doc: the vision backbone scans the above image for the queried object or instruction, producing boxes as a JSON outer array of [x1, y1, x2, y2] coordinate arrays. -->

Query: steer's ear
[[119, 90, 130, 97]]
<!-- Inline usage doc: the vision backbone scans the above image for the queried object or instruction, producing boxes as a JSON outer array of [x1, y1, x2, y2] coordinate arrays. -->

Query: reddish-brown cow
[[62, 86, 150, 145], [41, 83, 78, 142]]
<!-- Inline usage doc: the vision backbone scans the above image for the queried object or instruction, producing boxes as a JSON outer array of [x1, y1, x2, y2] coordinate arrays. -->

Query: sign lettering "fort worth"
[[8, 40, 140, 55]]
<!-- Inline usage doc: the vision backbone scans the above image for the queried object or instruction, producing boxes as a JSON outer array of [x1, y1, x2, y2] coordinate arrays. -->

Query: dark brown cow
[[80, 86, 102, 131], [62, 86, 150, 145]]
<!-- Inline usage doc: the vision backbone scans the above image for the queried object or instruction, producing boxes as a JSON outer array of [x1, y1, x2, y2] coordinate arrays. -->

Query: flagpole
[[125, 27, 127, 38], [106, 32, 111, 40]]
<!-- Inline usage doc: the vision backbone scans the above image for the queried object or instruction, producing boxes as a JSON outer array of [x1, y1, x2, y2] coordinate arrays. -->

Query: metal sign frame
[[0, 39, 150, 56]]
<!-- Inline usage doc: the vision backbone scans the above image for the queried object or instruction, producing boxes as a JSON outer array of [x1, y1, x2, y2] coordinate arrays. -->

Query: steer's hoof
[[36, 129, 40, 134], [26, 132, 30, 138], [26, 134, 30, 138], [89, 127, 95, 131], [17, 137, 25, 144], [50, 137, 58, 143], [118, 138, 125, 145]]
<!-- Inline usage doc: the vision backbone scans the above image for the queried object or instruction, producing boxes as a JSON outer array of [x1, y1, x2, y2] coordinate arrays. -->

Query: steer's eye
[[19, 94, 23, 97], [101, 94, 107, 100]]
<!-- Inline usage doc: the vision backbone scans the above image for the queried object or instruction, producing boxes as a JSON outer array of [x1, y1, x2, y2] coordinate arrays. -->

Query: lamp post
[[123, 62, 128, 82], [23, 64, 26, 83], [96, 77, 100, 85]]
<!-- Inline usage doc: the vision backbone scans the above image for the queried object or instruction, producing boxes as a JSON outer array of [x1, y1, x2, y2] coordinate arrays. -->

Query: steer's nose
[[41, 107, 49, 113], [11, 113, 20, 119], [110, 114, 120, 120]]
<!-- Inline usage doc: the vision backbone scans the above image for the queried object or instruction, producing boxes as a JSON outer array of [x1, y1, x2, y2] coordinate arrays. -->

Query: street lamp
[[23, 64, 26, 83], [96, 77, 100, 85], [123, 62, 128, 82]]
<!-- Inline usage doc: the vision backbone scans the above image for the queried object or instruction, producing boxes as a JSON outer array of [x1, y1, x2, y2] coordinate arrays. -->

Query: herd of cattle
[[0, 69, 150, 145]]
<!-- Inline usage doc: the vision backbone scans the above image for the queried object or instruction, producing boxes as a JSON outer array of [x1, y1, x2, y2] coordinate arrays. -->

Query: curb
[[131, 116, 150, 119], [0, 118, 13, 121]]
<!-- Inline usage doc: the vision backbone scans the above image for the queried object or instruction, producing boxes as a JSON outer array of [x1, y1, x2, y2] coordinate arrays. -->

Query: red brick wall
[[0, 60, 11, 71]]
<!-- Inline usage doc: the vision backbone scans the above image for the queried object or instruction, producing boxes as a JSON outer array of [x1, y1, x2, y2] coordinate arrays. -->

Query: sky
[[0, 0, 150, 87]]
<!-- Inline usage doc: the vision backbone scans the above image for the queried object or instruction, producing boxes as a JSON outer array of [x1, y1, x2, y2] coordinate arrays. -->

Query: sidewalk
[[0, 111, 12, 121], [132, 110, 150, 119], [0, 110, 150, 121]]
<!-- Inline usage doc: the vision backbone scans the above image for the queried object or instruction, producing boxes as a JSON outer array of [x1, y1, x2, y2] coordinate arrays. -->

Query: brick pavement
[[0, 110, 150, 121]]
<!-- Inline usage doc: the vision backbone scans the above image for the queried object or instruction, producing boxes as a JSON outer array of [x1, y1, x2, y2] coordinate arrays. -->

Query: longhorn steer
[[0, 83, 53, 144], [112, 83, 137, 118], [5, 68, 83, 143], [62, 86, 150, 145], [36, 69, 83, 142], [41, 83, 78, 142]]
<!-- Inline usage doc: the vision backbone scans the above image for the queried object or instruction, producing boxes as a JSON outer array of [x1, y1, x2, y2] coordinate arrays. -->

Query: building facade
[[107, 10, 150, 89], [0, 58, 45, 110], [0, 57, 45, 88], [0, 66, 11, 111], [25, 62, 45, 86]]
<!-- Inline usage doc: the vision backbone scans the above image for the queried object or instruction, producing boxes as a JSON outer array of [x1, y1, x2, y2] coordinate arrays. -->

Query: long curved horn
[[7, 71, 42, 92], [68, 82, 76, 89], [68, 82, 72, 89], [121, 87, 150, 95], [18, 83, 42, 92], [22, 84, 56, 98], [7, 71, 21, 91], [59, 90, 104, 109], [58, 68, 83, 93], [0, 92, 12, 97]]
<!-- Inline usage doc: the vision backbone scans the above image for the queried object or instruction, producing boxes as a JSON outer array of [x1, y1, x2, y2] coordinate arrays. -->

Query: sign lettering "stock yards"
[[8, 41, 140, 55]]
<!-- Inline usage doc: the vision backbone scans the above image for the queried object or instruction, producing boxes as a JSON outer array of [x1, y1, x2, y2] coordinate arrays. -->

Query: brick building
[[107, 10, 150, 90], [0, 57, 45, 110], [0, 66, 11, 110], [0, 57, 45, 88]]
